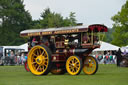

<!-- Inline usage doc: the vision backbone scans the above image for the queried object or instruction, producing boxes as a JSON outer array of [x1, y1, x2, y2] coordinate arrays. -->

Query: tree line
[[0, 0, 77, 46], [0, 0, 128, 46]]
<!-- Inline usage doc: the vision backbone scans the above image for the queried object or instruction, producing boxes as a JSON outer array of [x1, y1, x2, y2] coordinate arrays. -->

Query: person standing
[[116, 48, 122, 66], [10, 51, 15, 65], [109, 51, 113, 64], [21, 53, 25, 65], [105, 51, 110, 64], [16, 54, 20, 65]]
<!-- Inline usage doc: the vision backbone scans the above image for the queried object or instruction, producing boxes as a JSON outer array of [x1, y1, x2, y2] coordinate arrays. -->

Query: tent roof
[[121, 45, 128, 52], [19, 43, 28, 51], [0, 46, 23, 49], [93, 41, 120, 51]]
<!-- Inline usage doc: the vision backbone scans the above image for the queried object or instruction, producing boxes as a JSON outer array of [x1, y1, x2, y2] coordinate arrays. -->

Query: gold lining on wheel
[[28, 46, 49, 75], [66, 56, 81, 75], [83, 56, 97, 75]]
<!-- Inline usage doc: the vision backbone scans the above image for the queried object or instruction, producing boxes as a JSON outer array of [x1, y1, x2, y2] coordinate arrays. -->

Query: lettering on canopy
[[28, 32, 41, 36], [42, 31, 52, 35], [54, 29, 79, 34], [27, 29, 79, 36]]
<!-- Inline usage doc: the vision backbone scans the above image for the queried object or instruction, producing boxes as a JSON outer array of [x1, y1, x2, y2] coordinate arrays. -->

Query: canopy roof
[[93, 41, 120, 51], [121, 45, 128, 52], [19, 43, 28, 51], [0, 46, 23, 50], [20, 24, 108, 37]]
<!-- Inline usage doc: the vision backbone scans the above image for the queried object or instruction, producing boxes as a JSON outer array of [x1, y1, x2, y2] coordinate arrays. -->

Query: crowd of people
[[4, 51, 27, 65], [93, 51, 117, 64], [94, 49, 128, 64]]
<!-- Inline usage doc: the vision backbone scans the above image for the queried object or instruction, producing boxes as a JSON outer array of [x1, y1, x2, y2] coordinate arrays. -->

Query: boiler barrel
[[69, 49, 89, 55]]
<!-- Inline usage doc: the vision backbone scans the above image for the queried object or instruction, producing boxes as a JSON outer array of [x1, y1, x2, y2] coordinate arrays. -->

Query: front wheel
[[28, 45, 52, 75], [66, 55, 82, 75], [83, 56, 98, 75]]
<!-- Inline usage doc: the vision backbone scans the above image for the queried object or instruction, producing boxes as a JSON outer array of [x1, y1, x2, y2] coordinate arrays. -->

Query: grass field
[[0, 64, 128, 85]]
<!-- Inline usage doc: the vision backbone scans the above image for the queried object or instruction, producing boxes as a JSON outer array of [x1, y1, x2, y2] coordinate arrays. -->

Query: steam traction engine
[[20, 24, 108, 75]]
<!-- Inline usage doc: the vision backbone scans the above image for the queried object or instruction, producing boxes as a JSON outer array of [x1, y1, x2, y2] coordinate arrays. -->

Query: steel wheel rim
[[83, 56, 96, 75], [28, 46, 49, 75], [66, 56, 80, 75]]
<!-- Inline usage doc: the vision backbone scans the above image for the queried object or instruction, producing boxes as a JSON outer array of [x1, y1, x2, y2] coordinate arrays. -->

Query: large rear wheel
[[28, 45, 52, 75], [66, 55, 82, 75], [83, 56, 98, 75]]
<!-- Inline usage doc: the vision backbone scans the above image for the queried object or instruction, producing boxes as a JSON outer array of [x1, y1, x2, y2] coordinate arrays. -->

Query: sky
[[23, 0, 126, 28]]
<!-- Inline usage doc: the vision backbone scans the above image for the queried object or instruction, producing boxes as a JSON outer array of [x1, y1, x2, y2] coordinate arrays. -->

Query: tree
[[39, 8, 63, 28], [103, 28, 113, 43], [111, 0, 128, 46], [0, 0, 32, 45], [69, 12, 77, 26], [33, 8, 77, 29]]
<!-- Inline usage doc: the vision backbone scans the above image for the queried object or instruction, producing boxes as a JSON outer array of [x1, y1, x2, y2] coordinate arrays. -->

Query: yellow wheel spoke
[[34, 64, 38, 67], [41, 51, 45, 55], [32, 62, 36, 64], [44, 62, 48, 66], [32, 53, 38, 57], [70, 67, 74, 72], [43, 53, 47, 57], [83, 56, 98, 75], [27, 45, 51, 75], [66, 56, 82, 75], [36, 50, 40, 56], [76, 67, 78, 71], [41, 65, 44, 71], [36, 65, 41, 71], [44, 57, 48, 60], [71, 59, 74, 63], [38, 48, 42, 55]]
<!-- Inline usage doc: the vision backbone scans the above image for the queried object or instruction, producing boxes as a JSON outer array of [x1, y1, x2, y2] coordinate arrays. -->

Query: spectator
[[16, 54, 20, 65], [109, 55, 113, 64], [113, 55, 116, 64], [95, 55, 98, 59], [93, 36, 99, 45], [109, 51, 113, 64], [116, 48, 122, 66], [25, 55, 27, 60], [31, 36, 38, 46], [104, 51, 110, 64], [42, 36, 49, 46], [0, 50, 3, 59], [5, 53, 10, 65], [82, 33, 90, 44], [10, 51, 15, 65], [21, 53, 26, 64], [98, 53, 103, 62]]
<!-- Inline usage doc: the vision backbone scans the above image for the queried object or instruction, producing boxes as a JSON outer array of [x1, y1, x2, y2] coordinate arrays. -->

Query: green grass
[[0, 64, 128, 85]]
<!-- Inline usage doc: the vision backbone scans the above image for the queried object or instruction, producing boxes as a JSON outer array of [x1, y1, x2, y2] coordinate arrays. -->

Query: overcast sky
[[24, 0, 126, 28]]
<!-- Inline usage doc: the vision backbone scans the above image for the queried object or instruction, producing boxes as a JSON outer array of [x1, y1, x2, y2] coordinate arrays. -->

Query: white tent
[[121, 45, 128, 52], [93, 41, 120, 51], [19, 43, 28, 51]]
